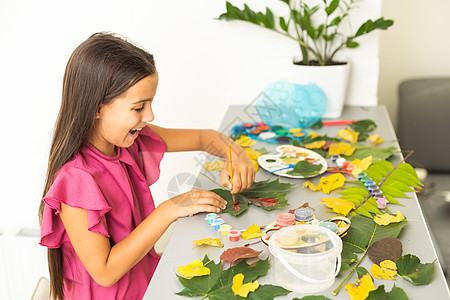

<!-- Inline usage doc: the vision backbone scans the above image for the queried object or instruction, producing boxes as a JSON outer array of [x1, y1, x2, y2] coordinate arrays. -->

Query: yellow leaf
[[329, 142, 356, 156], [374, 210, 405, 226], [205, 160, 224, 171], [304, 174, 346, 194], [177, 259, 211, 279], [371, 260, 397, 280], [303, 181, 322, 191], [232, 273, 259, 297], [369, 134, 384, 144], [235, 135, 255, 147], [351, 156, 373, 171], [321, 197, 355, 215], [193, 238, 224, 247], [304, 140, 326, 149], [345, 273, 376, 300], [308, 132, 319, 138], [244, 148, 261, 161], [241, 224, 261, 240], [319, 173, 346, 194], [337, 127, 359, 143]]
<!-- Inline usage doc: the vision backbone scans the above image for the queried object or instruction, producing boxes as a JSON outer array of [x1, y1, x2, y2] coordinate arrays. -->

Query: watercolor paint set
[[231, 122, 307, 144]]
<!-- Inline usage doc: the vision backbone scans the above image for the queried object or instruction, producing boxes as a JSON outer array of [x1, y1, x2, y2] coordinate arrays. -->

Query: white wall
[[0, 0, 381, 234], [379, 0, 450, 127]]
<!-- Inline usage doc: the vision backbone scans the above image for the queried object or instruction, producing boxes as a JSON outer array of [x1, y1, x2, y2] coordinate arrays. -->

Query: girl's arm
[[59, 188, 226, 287], [148, 124, 256, 193]]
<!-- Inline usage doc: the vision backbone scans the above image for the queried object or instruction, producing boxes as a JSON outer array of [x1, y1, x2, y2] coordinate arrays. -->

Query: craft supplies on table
[[232, 122, 307, 144]]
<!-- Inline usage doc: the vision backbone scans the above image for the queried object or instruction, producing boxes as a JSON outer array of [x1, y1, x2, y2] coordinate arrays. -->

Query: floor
[[416, 172, 450, 288]]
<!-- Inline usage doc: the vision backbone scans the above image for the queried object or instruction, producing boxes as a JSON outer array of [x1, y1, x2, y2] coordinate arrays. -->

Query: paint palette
[[231, 122, 307, 144], [258, 145, 327, 178]]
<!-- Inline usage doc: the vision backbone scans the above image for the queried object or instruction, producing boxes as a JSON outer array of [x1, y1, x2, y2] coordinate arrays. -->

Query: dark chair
[[397, 78, 450, 171], [397, 77, 450, 284]]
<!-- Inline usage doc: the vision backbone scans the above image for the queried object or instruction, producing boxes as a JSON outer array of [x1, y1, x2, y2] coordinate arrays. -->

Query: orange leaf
[[220, 247, 262, 264]]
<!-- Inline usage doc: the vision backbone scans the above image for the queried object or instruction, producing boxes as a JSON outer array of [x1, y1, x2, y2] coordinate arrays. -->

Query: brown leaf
[[220, 247, 263, 265], [247, 197, 279, 207], [326, 167, 353, 175], [367, 237, 403, 265], [322, 140, 333, 150]]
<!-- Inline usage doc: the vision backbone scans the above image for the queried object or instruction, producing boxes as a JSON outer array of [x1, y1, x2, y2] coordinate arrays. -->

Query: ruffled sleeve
[[40, 166, 111, 248], [133, 125, 166, 186]]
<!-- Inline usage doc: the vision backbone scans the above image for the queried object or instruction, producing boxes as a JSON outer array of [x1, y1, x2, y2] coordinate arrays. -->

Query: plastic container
[[268, 225, 342, 293], [294, 208, 314, 222], [205, 213, 218, 225], [276, 213, 296, 227], [219, 224, 232, 236], [211, 218, 224, 231], [229, 230, 240, 242]]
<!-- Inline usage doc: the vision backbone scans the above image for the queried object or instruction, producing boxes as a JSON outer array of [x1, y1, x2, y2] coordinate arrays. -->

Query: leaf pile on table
[[176, 255, 290, 300]]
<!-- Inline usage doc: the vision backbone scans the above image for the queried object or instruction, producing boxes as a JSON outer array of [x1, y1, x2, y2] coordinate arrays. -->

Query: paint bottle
[[276, 213, 296, 227], [319, 221, 338, 233], [229, 230, 240, 242], [211, 218, 224, 231], [205, 213, 218, 225], [294, 207, 314, 223], [219, 224, 232, 236]]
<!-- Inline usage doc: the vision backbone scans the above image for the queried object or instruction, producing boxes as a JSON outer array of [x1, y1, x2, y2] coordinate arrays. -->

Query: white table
[[144, 105, 450, 299]]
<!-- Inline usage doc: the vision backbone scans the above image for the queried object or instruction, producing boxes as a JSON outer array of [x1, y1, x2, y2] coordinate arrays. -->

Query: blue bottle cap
[[294, 207, 314, 222], [319, 222, 338, 233]]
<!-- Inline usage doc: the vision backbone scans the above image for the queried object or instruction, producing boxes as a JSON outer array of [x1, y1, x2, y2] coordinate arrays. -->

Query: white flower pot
[[290, 60, 350, 119]]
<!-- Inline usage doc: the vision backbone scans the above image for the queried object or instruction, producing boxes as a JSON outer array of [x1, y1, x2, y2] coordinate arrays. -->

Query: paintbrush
[[228, 144, 238, 207]]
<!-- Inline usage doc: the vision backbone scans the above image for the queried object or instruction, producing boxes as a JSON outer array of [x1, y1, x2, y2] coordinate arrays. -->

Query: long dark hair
[[38, 32, 156, 300]]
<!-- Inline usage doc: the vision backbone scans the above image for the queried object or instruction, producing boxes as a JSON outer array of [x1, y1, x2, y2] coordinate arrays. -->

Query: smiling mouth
[[129, 128, 142, 136]]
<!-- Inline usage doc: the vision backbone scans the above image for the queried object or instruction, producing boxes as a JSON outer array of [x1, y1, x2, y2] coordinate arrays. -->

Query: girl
[[39, 32, 255, 300]]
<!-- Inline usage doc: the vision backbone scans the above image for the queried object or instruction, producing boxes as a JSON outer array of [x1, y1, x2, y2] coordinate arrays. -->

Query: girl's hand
[[167, 189, 227, 219], [221, 149, 256, 194]]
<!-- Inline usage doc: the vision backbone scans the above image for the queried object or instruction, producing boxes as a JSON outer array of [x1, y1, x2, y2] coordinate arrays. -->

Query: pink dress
[[40, 126, 166, 299]]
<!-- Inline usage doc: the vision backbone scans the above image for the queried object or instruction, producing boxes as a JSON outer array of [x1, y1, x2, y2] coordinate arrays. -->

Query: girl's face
[[89, 73, 159, 156]]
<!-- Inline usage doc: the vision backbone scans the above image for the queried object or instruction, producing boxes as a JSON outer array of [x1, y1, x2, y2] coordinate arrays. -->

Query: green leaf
[[329, 16, 341, 27], [396, 254, 436, 285], [177, 256, 291, 299], [325, 0, 339, 16], [373, 17, 394, 30], [346, 40, 359, 48], [342, 215, 407, 251], [279, 16, 288, 32], [339, 187, 369, 197], [366, 285, 410, 300], [341, 248, 358, 265], [355, 206, 372, 218], [265, 7, 275, 29], [350, 119, 377, 133], [344, 146, 396, 161], [380, 185, 410, 199], [286, 161, 322, 177], [356, 266, 370, 279]]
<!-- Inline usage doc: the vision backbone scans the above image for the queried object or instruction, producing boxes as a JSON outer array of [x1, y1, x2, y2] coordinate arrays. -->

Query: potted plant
[[218, 0, 394, 118]]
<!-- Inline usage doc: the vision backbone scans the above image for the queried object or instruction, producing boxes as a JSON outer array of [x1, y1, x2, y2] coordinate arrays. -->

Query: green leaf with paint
[[366, 285, 410, 299], [286, 161, 322, 177], [211, 178, 295, 216], [176, 255, 291, 299], [396, 254, 436, 285]]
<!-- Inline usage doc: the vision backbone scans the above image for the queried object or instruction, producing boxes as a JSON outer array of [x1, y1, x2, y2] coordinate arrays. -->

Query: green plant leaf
[[339, 187, 369, 197], [356, 266, 370, 279], [279, 16, 288, 31], [396, 254, 436, 285], [329, 16, 341, 27], [346, 40, 359, 48], [342, 215, 407, 254], [344, 146, 396, 161], [325, 0, 339, 16], [366, 285, 409, 300], [286, 161, 322, 177], [177, 256, 291, 299]]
